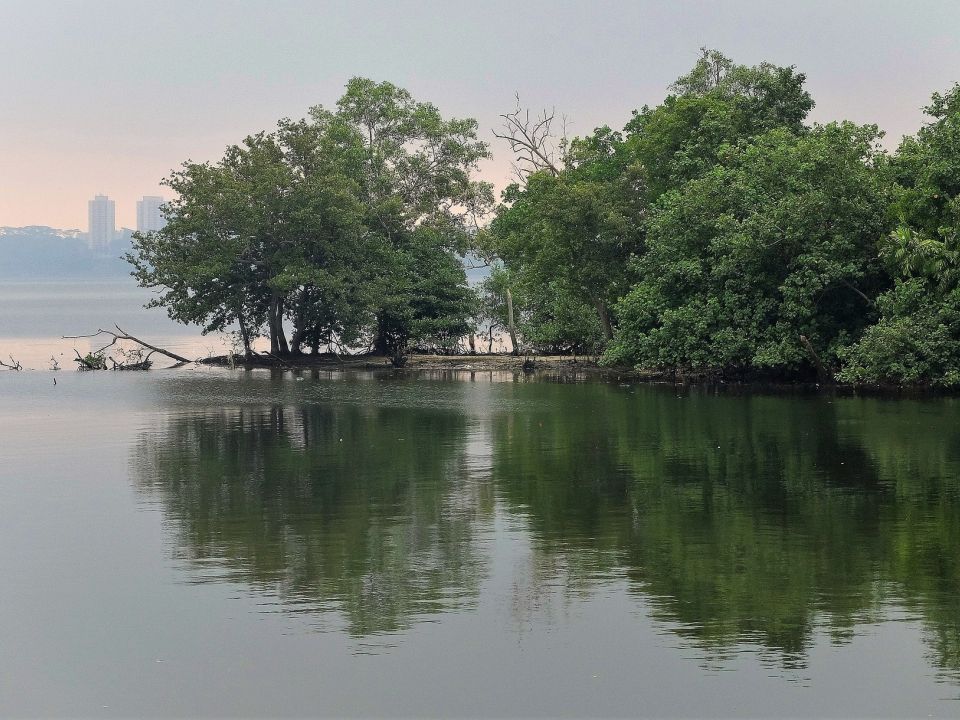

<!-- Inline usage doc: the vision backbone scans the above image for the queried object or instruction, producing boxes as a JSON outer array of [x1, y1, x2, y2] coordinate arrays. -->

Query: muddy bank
[[194, 352, 954, 394], [198, 352, 649, 379]]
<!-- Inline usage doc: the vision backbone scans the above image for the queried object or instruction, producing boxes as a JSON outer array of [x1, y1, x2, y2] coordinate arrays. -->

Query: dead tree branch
[[0, 355, 23, 371], [110, 348, 156, 371], [492, 94, 566, 183], [63, 325, 192, 370], [113, 325, 190, 363]]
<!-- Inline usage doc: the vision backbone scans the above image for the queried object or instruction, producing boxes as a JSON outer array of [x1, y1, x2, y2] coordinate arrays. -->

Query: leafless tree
[[493, 94, 569, 183]]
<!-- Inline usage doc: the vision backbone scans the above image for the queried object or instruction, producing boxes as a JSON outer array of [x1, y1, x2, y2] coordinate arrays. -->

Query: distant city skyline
[[2, 1, 960, 229], [84, 193, 166, 243], [0, 191, 163, 235], [136, 195, 166, 233], [87, 194, 115, 250]]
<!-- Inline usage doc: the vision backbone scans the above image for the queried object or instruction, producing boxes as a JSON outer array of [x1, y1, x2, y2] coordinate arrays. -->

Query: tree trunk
[[268, 298, 280, 355], [374, 333, 390, 356], [373, 314, 389, 356], [277, 313, 289, 356], [269, 294, 289, 356], [593, 298, 614, 342], [800, 334, 833, 384], [237, 315, 252, 358], [289, 306, 307, 356], [268, 296, 279, 355], [506, 287, 519, 356], [289, 329, 303, 356]]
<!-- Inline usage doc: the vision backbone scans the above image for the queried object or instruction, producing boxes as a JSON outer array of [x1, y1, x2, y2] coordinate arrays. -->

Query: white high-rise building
[[136, 195, 166, 233], [87, 194, 116, 250]]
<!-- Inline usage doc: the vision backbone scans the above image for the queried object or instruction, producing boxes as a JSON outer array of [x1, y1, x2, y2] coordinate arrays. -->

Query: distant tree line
[[0, 227, 133, 280], [130, 50, 960, 385]]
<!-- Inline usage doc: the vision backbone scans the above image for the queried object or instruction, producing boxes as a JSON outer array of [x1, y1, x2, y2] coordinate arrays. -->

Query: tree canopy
[[129, 53, 960, 386], [129, 78, 490, 360], [608, 123, 890, 376], [485, 49, 960, 386], [839, 84, 960, 386]]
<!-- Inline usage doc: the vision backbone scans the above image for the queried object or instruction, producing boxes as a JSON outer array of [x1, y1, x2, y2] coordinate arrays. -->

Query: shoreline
[[0, 349, 948, 394], [194, 353, 948, 395], [198, 352, 627, 376]]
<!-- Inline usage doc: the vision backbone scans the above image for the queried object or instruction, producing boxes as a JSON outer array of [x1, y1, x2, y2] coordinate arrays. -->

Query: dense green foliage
[[130, 51, 960, 384], [478, 264, 606, 355], [129, 79, 490, 359], [607, 123, 890, 375], [488, 49, 960, 386], [625, 48, 813, 197], [487, 127, 644, 347], [839, 85, 960, 386]]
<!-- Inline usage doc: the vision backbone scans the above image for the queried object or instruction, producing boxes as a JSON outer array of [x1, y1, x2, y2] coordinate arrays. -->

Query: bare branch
[[492, 95, 565, 183], [63, 326, 192, 365], [114, 325, 191, 363], [840, 279, 874, 306], [0, 355, 22, 371]]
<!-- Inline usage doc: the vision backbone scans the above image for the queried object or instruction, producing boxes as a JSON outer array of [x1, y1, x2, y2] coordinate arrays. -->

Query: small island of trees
[[129, 49, 960, 387]]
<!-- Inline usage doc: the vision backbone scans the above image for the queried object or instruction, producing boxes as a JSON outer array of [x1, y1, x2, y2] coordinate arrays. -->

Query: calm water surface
[[1, 286, 960, 717], [0, 281, 232, 368]]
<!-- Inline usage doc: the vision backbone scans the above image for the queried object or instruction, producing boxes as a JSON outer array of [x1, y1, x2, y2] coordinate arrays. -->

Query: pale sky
[[2, 0, 959, 230]]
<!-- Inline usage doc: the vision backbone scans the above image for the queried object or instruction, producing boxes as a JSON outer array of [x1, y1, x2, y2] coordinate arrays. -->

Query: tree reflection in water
[[135, 399, 492, 637], [134, 376, 960, 680]]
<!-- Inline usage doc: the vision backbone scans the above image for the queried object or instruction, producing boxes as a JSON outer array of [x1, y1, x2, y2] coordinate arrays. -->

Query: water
[[1, 285, 960, 717], [0, 281, 233, 369]]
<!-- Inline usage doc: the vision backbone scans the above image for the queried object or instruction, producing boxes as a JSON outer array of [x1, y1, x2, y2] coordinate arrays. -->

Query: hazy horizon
[[3, 0, 960, 229]]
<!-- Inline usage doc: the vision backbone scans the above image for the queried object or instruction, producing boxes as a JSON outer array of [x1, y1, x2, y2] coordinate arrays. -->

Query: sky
[[1, 0, 959, 230]]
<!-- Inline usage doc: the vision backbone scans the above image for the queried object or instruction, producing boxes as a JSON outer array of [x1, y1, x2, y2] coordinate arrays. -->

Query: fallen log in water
[[64, 325, 191, 370], [0, 355, 23, 371]]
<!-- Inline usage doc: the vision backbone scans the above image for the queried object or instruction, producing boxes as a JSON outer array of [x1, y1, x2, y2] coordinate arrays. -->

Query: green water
[[2, 368, 959, 716]]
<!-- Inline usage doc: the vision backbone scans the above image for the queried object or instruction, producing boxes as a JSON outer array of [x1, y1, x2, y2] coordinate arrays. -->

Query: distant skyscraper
[[87, 194, 115, 250], [136, 195, 166, 233]]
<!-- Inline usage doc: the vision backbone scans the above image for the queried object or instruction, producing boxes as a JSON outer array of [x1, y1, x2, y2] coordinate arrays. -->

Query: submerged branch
[[113, 325, 191, 363], [72, 349, 106, 371], [0, 355, 23, 371], [64, 325, 192, 369]]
